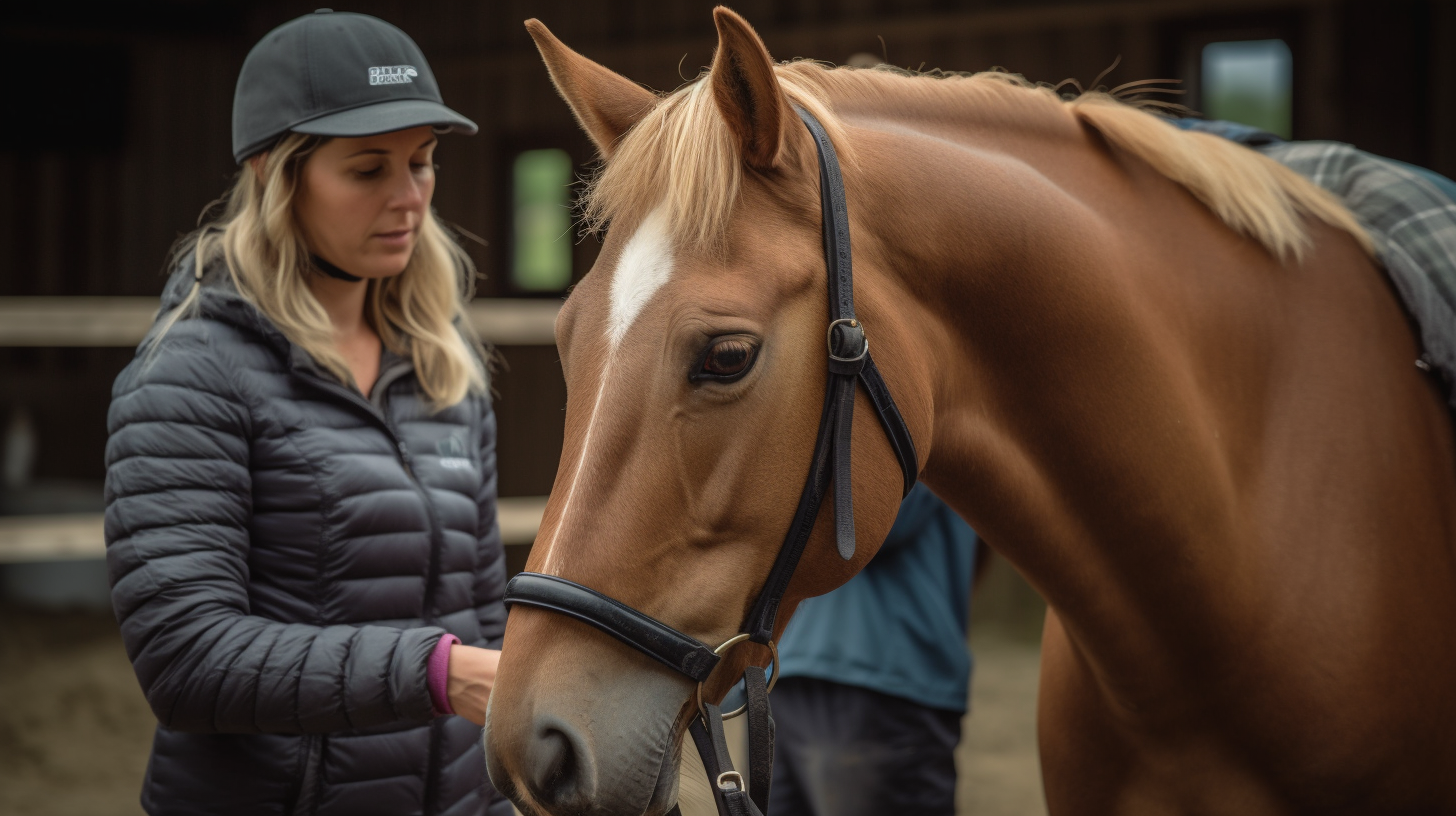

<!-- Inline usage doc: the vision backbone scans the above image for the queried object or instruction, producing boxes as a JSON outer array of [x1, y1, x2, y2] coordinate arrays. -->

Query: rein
[[503, 106, 917, 816]]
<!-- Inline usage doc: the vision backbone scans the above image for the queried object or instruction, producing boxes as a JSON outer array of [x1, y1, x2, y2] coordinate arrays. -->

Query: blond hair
[[158, 132, 484, 408], [583, 70, 846, 252], [585, 62, 1372, 264]]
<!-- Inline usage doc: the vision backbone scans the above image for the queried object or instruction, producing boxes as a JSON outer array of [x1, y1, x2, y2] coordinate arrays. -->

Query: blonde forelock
[[581, 67, 847, 251]]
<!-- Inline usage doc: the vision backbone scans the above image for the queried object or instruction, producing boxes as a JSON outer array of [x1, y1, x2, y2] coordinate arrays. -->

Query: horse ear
[[709, 7, 789, 169], [524, 19, 658, 157]]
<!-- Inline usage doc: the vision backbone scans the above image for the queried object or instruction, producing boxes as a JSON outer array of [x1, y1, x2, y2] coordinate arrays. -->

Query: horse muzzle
[[484, 610, 690, 816]]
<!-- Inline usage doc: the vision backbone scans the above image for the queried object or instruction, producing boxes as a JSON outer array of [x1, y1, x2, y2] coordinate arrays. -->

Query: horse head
[[484, 8, 924, 815]]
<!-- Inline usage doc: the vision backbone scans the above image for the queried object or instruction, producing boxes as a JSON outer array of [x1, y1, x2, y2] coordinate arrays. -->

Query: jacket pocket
[[290, 734, 324, 816]]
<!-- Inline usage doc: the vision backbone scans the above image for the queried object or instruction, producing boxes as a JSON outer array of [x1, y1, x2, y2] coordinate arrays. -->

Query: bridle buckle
[[827, 318, 869, 363]]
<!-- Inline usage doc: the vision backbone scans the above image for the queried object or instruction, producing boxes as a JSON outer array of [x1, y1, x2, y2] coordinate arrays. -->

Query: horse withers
[[485, 8, 1456, 815]]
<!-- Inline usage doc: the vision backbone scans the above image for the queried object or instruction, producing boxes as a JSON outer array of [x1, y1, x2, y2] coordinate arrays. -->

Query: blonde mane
[[584, 62, 1372, 263]]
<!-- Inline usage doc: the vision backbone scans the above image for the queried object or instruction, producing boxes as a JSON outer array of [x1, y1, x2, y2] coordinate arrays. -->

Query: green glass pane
[[1202, 40, 1293, 139], [513, 149, 574, 292]]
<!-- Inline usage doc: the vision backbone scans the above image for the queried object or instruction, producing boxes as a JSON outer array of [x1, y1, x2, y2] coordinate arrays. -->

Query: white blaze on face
[[538, 205, 675, 575], [608, 205, 675, 348]]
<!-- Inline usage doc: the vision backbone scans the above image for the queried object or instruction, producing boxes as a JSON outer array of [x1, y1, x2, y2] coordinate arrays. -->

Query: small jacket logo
[[369, 66, 418, 85], [437, 433, 473, 471]]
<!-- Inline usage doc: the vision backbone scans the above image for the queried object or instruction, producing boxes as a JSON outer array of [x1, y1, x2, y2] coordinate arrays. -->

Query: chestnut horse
[[485, 8, 1456, 815]]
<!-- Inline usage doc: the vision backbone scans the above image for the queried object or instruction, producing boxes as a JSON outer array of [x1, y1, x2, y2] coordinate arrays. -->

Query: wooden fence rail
[[0, 297, 561, 347], [0, 297, 561, 564]]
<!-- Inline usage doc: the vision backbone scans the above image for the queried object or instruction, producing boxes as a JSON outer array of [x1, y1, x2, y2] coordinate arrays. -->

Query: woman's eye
[[355, 166, 383, 178], [695, 338, 758, 382]]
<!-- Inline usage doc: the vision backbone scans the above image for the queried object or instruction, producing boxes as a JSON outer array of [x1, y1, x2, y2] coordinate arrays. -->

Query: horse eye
[[694, 338, 758, 382]]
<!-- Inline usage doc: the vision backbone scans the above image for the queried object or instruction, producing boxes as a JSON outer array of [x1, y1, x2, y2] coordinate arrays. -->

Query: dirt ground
[[958, 631, 1048, 816], [0, 602, 1046, 816], [0, 605, 154, 816]]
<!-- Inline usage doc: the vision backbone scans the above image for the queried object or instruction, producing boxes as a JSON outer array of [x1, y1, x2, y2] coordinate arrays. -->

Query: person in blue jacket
[[768, 483, 979, 816]]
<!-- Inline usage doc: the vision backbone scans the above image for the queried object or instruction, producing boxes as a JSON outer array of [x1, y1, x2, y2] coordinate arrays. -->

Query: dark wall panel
[[491, 345, 568, 498], [1338, 0, 1431, 165]]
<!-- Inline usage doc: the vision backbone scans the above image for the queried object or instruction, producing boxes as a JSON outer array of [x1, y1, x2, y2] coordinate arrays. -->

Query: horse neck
[[845, 95, 1364, 671]]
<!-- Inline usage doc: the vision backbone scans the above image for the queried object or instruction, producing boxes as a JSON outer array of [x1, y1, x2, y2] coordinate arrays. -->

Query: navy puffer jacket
[[105, 260, 507, 816]]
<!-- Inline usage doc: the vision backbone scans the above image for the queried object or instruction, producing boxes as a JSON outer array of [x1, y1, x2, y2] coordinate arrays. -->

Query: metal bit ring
[[695, 634, 780, 721]]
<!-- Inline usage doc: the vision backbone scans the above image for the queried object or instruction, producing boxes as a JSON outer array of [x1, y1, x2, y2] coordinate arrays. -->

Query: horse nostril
[[537, 729, 574, 786], [527, 718, 596, 810]]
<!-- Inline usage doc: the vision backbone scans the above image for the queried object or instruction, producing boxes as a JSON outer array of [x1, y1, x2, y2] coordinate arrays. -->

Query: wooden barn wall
[[4, 0, 1450, 302], [0, 34, 241, 298], [0, 0, 1451, 499]]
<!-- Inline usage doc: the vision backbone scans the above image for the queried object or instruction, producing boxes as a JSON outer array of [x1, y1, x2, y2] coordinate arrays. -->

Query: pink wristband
[[428, 634, 461, 717]]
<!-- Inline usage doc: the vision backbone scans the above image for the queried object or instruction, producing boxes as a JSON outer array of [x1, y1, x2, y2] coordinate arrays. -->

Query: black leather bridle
[[503, 106, 918, 816]]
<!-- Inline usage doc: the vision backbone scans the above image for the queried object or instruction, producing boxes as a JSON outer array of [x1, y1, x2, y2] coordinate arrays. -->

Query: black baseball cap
[[232, 9, 477, 163]]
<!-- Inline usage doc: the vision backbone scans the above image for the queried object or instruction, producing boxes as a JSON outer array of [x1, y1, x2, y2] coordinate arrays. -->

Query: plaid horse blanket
[[1174, 120, 1456, 412]]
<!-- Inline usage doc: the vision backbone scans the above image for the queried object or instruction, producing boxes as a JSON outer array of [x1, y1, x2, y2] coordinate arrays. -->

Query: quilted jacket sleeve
[[472, 393, 507, 648], [104, 330, 443, 734]]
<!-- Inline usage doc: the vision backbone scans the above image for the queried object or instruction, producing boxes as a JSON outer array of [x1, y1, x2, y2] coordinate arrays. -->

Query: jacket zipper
[[370, 367, 450, 816], [365, 362, 449, 626], [380, 409, 449, 626], [294, 369, 449, 623], [292, 367, 450, 816]]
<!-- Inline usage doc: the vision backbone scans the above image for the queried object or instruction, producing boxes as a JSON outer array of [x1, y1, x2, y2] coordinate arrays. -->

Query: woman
[[105, 11, 509, 815]]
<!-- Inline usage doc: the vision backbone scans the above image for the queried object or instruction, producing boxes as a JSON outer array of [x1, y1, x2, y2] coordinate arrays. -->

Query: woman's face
[[293, 125, 438, 279]]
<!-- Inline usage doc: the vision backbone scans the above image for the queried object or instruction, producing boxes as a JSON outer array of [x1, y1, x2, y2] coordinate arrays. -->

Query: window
[[511, 149, 574, 292], [1201, 39, 1293, 138]]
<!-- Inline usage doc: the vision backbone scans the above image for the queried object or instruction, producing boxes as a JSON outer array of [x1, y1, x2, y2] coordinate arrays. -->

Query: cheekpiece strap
[[743, 666, 775, 813], [689, 699, 767, 816], [738, 107, 919, 642]]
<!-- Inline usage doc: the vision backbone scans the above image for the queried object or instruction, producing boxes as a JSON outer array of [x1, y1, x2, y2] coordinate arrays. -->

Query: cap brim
[[291, 98, 478, 138]]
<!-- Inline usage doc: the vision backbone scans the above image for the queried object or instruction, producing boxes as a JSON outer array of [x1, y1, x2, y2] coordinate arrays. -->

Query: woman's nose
[[389, 170, 428, 211]]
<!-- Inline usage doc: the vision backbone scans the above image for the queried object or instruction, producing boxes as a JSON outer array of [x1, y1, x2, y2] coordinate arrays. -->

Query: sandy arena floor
[[958, 631, 1048, 816], [0, 603, 1046, 816]]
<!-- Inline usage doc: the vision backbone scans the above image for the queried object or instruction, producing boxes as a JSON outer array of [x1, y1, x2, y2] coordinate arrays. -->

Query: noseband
[[503, 107, 917, 816]]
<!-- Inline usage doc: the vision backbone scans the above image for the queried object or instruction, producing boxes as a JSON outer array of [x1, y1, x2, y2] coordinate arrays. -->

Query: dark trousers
[[767, 677, 962, 816]]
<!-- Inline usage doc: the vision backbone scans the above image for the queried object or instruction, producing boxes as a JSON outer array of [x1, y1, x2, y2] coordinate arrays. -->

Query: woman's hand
[[447, 645, 500, 726]]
